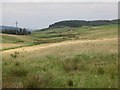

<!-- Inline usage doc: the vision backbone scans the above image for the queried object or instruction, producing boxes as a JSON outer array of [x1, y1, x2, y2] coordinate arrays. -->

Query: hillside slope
[[2, 37, 118, 88], [1, 24, 118, 50], [2, 23, 118, 88]]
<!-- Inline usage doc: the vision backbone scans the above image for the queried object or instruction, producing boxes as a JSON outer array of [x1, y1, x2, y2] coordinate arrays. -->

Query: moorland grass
[[2, 38, 118, 88], [1, 24, 118, 50], [2, 24, 118, 88]]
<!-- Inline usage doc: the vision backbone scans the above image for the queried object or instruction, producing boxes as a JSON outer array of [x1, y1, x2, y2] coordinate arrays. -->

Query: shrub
[[96, 67, 104, 75], [11, 51, 19, 58], [17, 40, 24, 43], [15, 61, 20, 66], [68, 80, 73, 86], [4, 62, 7, 66], [15, 51, 19, 55], [11, 53, 17, 58]]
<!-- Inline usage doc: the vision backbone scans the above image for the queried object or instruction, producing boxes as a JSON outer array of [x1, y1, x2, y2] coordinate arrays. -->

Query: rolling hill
[[48, 19, 118, 28], [1, 20, 118, 88]]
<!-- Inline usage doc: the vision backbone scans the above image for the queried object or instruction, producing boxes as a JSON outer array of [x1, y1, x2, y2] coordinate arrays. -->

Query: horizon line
[[0, 18, 118, 30]]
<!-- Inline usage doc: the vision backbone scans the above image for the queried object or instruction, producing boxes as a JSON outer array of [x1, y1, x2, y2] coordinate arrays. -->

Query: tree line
[[49, 19, 118, 28], [2, 28, 31, 35]]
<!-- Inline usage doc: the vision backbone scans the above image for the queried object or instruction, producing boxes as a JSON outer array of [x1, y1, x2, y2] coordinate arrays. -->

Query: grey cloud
[[1, 2, 118, 29]]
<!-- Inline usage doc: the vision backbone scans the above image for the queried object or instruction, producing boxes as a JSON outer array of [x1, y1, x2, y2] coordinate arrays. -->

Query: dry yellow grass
[[1, 43, 22, 50], [2, 24, 118, 88], [2, 37, 118, 61], [2, 37, 117, 53], [2, 36, 118, 88]]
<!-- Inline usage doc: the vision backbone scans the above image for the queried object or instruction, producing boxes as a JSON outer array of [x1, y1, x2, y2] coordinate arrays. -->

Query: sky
[[0, 2, 118, 29], [1, 0, 119, 2]]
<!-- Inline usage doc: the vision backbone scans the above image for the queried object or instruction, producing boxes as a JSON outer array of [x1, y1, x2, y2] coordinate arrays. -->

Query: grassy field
[[2, 24, 118, 88], [1, 24, 117, 50]]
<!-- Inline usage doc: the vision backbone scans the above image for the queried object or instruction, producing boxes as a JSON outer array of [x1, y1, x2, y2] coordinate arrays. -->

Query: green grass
[[3, 53, 118, 88], [32, 24, 118, 41], [1, 24, 117, 50], [2, 37, 118, 88], [2, 24, 118, 88]]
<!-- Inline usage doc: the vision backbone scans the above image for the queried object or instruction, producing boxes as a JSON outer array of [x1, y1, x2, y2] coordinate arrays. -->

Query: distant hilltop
[[49, 19, 118, 28], [0, 25, 31, 35]]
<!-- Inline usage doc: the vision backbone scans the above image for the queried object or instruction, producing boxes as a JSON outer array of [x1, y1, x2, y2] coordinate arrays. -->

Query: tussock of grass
[[9, 64, 29, 77], [23, 72, 52, 88]]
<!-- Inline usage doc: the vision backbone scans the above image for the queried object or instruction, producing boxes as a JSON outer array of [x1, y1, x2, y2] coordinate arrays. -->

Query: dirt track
[[2, 38, 117, 54]]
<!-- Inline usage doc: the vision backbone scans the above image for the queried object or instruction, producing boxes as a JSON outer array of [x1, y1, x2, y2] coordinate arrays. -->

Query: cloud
[[1, 2, 118, 29], [1, 0, 119, 2]]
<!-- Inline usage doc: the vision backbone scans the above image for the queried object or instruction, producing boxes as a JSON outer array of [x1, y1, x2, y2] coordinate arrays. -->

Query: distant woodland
[[49, 19, 118, 28], [2, 28, 31, 35]]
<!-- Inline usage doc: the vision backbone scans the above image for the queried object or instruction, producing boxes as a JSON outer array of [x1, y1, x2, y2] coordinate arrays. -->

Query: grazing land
[[1, 24, 118, 88]]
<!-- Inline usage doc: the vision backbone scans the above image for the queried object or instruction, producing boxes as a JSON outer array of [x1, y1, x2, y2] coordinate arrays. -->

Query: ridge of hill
[[48, 19, 118, 28]]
